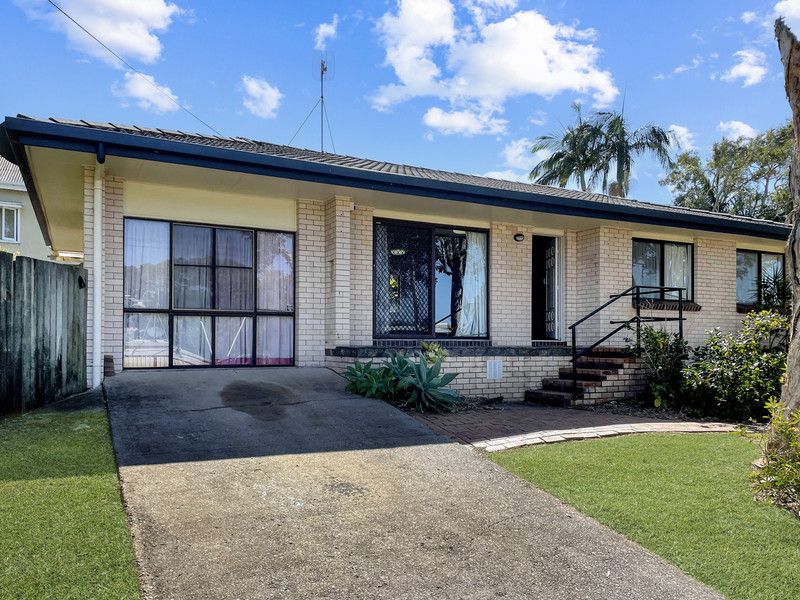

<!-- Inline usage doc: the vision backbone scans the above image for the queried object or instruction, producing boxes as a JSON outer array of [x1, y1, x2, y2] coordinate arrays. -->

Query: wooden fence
[[1, 253, 87, 415]]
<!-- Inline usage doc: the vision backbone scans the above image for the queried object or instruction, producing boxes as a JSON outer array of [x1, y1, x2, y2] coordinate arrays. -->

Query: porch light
[[513, 233, 525, 242], [390, 248, 407, 256]]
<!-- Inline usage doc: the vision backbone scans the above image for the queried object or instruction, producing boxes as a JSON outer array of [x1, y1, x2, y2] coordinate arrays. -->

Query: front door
[[532, 236, 558, 340]]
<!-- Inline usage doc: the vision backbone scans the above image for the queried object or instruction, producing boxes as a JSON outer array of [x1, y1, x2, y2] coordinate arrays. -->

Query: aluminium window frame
[[631, 237, 695, 302], [736, 248, 786, 309], [372, 217, 490, 340], [0, 203, 20, 243], [122, 216, 296, 369]]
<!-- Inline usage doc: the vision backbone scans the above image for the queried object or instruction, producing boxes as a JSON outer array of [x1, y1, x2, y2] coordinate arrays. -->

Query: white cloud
[[720, 49, 767, 86], [529, 110, 547, 126], [718, 120, 758, 139], [314, 14, 339, 51], [673, 55, 703, 74], [241, 75, 283, 119], [372, 0, 618, 134], [668, 124, 696, 151], [740, 11, 758, 24], [112, 72, 179, 112], [501, 137, 551, 170], [422, 106, 506, 135], [481, 169, 531, 183], [775, 0, 800, 31], [16, 0, 181, 66]]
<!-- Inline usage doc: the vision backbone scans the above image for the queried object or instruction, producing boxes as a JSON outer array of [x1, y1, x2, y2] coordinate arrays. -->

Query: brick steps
[[527, 347, 645, 407]]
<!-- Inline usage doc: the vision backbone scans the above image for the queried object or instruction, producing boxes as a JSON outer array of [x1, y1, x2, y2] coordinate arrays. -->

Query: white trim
[[0, 200, 23, 209], [0, 182, 26, 192], [0, 205, 20, 243]]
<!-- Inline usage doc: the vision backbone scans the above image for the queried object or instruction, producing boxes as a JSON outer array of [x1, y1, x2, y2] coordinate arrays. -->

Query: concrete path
[[472, 420, 736, 452], [106, 368, 722, 600]]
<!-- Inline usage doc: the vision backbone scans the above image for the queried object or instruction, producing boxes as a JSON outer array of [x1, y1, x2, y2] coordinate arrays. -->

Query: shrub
[[752, 400, 800, 517], [682, 311, 788, 421], [399, 355, 461, 413], [344, 360, 399, 400], [421, 341, 448, 364], [635, 326, 688, 408], [344, 353, 461, 413]]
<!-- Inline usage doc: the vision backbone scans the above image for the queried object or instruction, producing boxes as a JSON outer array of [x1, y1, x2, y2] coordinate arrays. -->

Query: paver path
[[412, 403, 736, 451], [106, 368, 722, 600]]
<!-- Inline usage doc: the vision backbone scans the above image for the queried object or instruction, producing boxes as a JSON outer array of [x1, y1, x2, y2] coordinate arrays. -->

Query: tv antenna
[[287, 54, 336, 153]]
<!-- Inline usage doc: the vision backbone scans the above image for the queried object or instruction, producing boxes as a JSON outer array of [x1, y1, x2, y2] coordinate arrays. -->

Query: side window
[[1, 206, 19, 242]]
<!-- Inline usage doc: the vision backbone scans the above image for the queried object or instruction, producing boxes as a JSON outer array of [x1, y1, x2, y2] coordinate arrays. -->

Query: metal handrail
[[567, 285, 686, 403]]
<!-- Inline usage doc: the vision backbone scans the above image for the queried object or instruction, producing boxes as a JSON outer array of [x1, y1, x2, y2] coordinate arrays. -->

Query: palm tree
[[529, 105, 673, 198], [529, 103, 603, 192], [595, 110, 673, 197]]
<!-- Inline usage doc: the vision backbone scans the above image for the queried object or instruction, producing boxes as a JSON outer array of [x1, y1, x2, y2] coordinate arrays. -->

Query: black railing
[[567, 285, 686, 402]]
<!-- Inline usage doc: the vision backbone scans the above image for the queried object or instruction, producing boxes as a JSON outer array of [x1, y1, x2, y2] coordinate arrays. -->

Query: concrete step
[[575, 356, 628, 370], [525, 389, 574, 406], [558, 367, 612, 381], [542, 378, 602, 392]]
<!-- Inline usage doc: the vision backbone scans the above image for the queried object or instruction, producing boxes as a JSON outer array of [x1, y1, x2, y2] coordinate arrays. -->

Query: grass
[[491, 433, 800, 600], [0, 401, 140, 600]]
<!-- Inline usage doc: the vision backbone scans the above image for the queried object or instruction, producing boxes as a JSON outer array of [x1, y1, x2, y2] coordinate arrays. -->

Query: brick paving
[[411, 403, 736, 452]]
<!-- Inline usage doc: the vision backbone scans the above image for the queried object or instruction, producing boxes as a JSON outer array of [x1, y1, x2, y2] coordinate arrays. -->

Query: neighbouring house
[[0, 156, 51, 260], [0, 115, 790, 403]]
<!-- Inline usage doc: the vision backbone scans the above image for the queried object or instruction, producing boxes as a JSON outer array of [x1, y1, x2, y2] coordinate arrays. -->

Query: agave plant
[[399, 356, 461, 413]]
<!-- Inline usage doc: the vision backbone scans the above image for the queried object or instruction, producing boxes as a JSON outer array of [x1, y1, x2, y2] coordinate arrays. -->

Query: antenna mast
[[320, 58, 327, 153]]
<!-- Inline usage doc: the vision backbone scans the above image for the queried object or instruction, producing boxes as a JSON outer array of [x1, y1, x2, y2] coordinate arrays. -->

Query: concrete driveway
[[106, 368, 721, 600]]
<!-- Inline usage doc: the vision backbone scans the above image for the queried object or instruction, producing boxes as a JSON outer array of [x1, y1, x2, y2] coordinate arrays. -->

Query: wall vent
[[486, 359, 503, 380]]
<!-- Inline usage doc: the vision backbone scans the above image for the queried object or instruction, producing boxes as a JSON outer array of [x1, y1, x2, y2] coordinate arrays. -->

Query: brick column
[[324, 196, 354, 349], [489, 222, 534, 346], [296, 199, 326, 366], [350, 205, 374, 345], [82, 166, 124, 381]]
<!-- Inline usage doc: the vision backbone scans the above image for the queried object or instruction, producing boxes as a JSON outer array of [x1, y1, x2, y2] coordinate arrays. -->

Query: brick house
[[0, 116, 790, 402]]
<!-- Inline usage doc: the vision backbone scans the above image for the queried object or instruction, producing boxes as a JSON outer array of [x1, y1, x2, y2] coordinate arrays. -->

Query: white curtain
[[455, 232, 487, 337], [123, 219, 169, 309], [664, 243, 691, 300], [257, 232, 294, 311], [257, 316, 294, 365]]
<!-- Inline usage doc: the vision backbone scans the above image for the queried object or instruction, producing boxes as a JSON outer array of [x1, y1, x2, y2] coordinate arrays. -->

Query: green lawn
[[0, 402, 140, 600], [492, 433, 800, 600]]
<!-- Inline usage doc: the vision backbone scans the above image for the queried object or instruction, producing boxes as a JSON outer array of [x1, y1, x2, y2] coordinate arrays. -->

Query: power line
[[45, 0, 221, 136]]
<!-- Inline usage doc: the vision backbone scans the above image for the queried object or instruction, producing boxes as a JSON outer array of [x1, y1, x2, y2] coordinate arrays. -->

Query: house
[[0, 115, 789, 402], [0, 156, 51, 260]]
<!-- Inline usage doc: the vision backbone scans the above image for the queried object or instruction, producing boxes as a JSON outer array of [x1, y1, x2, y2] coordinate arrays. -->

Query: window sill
[[633, 299, 701, 312]]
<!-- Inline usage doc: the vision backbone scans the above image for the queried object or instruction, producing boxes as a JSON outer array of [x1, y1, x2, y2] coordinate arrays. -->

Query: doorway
[[532, 236, 558, 340]]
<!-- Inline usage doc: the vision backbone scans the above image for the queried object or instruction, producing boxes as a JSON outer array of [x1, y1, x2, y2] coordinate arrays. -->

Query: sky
[[2, 0, 798, 204]]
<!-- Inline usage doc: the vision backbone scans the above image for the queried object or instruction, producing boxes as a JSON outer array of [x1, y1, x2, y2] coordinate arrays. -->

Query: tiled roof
[[0, 156, 23, 186], [11, 116, 794, 232]]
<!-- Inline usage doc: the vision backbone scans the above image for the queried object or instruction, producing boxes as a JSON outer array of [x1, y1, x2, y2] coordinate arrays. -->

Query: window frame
[[122, 217, 296, 369], [0, 204, 20, 243], [372, 217, 490, 340], [736, 248, 786, 310], [631, 238, 695, 301]]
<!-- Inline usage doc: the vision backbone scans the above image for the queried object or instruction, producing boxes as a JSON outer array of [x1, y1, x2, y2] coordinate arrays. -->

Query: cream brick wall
[[489, 222, 534, 345], [324, 196, 353, 349], [326, 354, 571, 401], [350, 205, 374, 345], [296, 199, 326, 366], [82, 166, 124, 380]]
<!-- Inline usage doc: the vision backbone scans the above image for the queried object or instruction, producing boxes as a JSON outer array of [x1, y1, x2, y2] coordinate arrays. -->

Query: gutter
[[0, 116, 792, 241]]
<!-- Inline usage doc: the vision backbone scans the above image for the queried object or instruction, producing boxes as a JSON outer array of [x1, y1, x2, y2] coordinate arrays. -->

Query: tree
[[530, 105, 673, 198], [660, 123, 794, 222], [529, 103, 603, 192], [775, 18, 799, 412]]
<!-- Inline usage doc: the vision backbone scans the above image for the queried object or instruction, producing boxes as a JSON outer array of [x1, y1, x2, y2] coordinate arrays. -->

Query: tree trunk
[[776, 18, 800, 411]]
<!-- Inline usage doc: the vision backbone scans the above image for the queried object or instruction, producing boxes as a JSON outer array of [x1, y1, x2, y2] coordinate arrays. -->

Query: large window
[[736, 249, 785, 309], [632, 239, 693, 301], [374, 220, 488, 338], [1, 205, 19, 243], [123, 218, 294, 368]]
